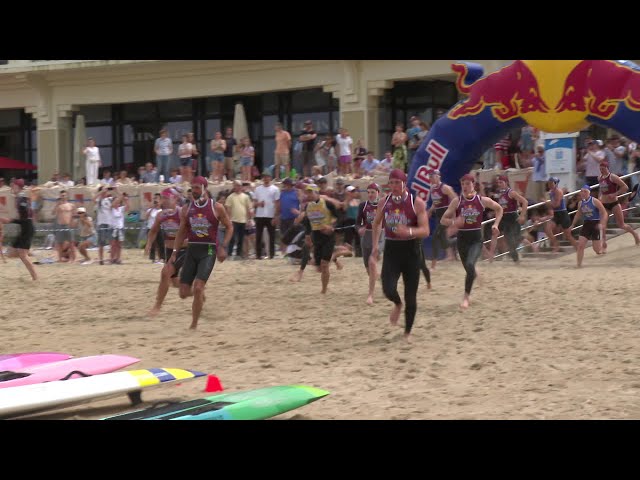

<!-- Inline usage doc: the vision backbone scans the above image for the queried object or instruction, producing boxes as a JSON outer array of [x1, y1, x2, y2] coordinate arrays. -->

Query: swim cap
[[581, 184, 591, 191], [161, 188, 178, 198], [460, 173, 475, 183], [389, 169, 407, 182], [191, 176, 208, 188], [305, 184, 319, 192], [367, 183, 380, 191], [548, 176, 560, 184]]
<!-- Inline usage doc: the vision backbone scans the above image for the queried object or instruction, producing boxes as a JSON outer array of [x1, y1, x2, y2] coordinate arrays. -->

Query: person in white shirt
[[110, 192, 129, 265], [72, 207, 96, 264], [100, 169, 115, 186], [95, 187, 114, 265], [335, 128, 353, 176], [178, 134, 194, 184], [375, 151, 394, 173], [583, 140, 606, 187], [168, 168, 182, 184], [154, 128, 173, 179], [83, 138, 101, 185], [145, 196, 163, 263], [253, 171, 281, 259], [60, 173, 75, 188]]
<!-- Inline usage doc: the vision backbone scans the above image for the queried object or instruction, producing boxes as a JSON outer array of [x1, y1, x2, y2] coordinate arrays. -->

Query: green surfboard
[[103, 385, 329, 420]]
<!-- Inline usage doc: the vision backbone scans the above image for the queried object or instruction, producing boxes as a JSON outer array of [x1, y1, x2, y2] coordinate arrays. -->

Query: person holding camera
[[73, 207, 96, 265], [95, 186, 115, 265]]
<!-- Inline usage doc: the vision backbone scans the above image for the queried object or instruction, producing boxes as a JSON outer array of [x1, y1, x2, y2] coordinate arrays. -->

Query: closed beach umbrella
[[73, 114, 86, 182]]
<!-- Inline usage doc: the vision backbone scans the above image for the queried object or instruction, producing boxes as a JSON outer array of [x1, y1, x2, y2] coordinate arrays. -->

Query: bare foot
[[460, 296, 470, 310], [366, 295, 374, 306], [404, 333, 412, 343], [335, 259, 343, 270], [148, 306, 161, 318], [431, 262, 436, 270], [321, 287, 327, 294], [390, 304, 402, 326], [289, 271, 303, 282], [189, 322, 198, 330], [427, 282, 432, 290]]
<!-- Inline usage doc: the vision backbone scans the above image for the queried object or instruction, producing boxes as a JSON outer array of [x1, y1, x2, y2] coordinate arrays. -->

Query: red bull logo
[[448, 61, 550, 122], [446, 60, 640, 133], [410, 139, 449, 200], [555, 60, 640, 120]]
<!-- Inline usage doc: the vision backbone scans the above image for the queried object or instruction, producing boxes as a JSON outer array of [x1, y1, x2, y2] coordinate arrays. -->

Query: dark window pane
[[394, 110, 406, 128], [434, 82, 457, 106], [124, 146, 133, 165], [221, 97, 238, 115], [291, 112, 330, 134], [31, 150, 37, 167], [123, 102, 155, 121], [159, 99, 193, 119], [99, 147, 113, 168], [0, 109, 21, 128], [262, 93, 279, 112], [206, 98, 220, 115], [78, 104, 112, 123], [164, 121, 193, 143], [379, 107, 392, 131], [204, 119, 222, 141], [31, 129, 37, 148], [263, 115, 278, 134], [262, 138, 275, 168], [379, 132, 392, 154], [85, 126, 112, 145], [291, 89, 333, 112], [0, 131, 22, 159]]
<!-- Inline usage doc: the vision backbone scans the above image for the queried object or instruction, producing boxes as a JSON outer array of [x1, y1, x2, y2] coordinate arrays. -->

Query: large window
[[0, 109, 34, 176], [378, 80, 458, 155], [70, 88, 339, 175]]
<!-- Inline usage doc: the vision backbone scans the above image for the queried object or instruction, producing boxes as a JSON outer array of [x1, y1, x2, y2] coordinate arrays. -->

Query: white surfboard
[[0, 367, 205, 419]]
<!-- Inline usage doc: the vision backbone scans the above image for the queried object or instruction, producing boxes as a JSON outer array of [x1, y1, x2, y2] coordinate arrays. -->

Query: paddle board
[[0, 355, 140, 389], [103, 385, 329, 420], [0, 353, 72, 371], [0, 368, 206, 418]]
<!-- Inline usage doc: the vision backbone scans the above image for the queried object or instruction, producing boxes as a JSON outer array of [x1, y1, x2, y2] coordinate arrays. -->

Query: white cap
[[77, 207, 86, 213], [345, 185, 356, 192]]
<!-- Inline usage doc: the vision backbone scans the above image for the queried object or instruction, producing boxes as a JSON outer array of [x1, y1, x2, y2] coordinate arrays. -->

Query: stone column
[[324, 62, 393, 158], [20, 73, 77, 184]]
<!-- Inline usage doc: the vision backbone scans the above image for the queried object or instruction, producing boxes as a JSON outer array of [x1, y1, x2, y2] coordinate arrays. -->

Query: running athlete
[[356, 183, 383, 305], [0, 179, 37, 280], [440, 174, 503, 309], [371, 169, 430, 342], [170, 177, 233, 329], [147, 188, 188, 317], [488, 175, 528, 262], [570, 184, 608, 267], [427, 169, 457, 268], [598, 161, 640, 252], [543, 177, 578, 252]]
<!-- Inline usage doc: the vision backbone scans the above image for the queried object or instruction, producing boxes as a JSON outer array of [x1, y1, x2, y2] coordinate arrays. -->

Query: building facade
[[0, 60, 511, 182]]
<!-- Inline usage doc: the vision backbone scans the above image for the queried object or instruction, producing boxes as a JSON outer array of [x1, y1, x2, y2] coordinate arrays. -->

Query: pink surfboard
[[0, 353, 73, 371], [0, 355, 140, 389]]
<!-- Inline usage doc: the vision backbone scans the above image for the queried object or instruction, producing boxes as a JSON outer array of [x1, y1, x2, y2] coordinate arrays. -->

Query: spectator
[[116, 170, 133, 185], [583, 140, 606, 187], [225, 179, 253, 259], [298, 120, 317, 178], [253, 171, 280, 260], [154, 128, 173, 179], [178, 134, 194, 184], [239, 137, 255, 183], [83, 138, 101, 185], [168, 168, 182, 184], [223, 127, 237, 181], [278, 177, 300, 252], [391, 123, 408, 172], [406, 116, 421, 166], [361, 152, 380, 176], [375, 151, 393, 173], [209, 131, 226, 183], [73, 207, 96, 265], [314, 133, 335, 174], [60, 173, 74, 188], [100, 169, 114, 186], [335, 128, 353, 176], [274, 123, 292, 181], [141, 162, 159, 184], [530, 146, 548, 203]]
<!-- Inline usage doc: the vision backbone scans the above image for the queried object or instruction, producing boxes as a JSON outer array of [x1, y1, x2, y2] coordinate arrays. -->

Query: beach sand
[[2, 232, 640, 420]]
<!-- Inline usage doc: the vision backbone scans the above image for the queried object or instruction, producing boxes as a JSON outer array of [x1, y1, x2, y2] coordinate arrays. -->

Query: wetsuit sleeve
[[326, 201, 338, 218], [303, 214, 311, 235], [356, 201, 366, 227]]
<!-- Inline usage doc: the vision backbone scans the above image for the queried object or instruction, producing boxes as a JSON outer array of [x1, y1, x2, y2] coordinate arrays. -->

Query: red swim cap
[[191, 176, 208, 187], [367, 183, 380, 191], [460, 174, 475, 183], [389, 169, 407, 182]]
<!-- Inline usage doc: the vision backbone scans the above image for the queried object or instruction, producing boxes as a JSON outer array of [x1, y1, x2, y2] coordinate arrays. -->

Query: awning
[[0, 157, 37, 170]]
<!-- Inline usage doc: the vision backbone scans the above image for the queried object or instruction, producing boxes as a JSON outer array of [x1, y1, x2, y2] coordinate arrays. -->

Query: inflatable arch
[[408, 59, 640, 252]]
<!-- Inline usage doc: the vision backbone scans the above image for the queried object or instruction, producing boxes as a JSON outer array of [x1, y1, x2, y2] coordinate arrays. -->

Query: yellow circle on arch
[[520, 60, 591, 133]]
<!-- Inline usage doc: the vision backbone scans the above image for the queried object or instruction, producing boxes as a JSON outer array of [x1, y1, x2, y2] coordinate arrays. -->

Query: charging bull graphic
[[408, 59, 640, 258]]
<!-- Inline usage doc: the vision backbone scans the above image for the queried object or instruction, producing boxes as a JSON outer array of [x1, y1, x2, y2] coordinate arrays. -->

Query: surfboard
[[0, 353, 72, 371], [0, 355, 140, 389], [103, 385, 329, 420], [0, 368, 206, 419]]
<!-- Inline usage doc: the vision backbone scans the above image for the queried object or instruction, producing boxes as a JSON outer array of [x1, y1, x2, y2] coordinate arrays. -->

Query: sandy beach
[[2, 231, 640, 420]]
